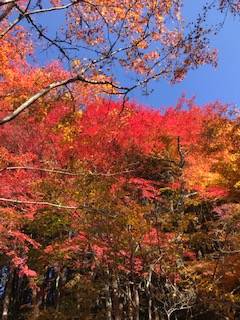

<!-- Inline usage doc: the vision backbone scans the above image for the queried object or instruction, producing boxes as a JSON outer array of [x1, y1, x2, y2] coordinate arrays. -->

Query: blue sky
[[138, 2, 240, 109], [31, 1, 240, 110]]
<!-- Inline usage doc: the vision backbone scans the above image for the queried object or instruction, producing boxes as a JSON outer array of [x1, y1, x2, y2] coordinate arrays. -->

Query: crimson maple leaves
[[1, 72, 240, 317], [0, 26, 240, 320]]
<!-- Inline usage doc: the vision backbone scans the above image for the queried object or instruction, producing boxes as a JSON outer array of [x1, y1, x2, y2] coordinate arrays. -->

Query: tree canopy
[[0, 0, 238, 124]]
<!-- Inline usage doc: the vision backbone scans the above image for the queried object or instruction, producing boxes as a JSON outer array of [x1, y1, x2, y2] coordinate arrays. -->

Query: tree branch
[[0, 197, 78, 209], [0, 197, 115, 215], [0, 1, 15, 22], [0, 75, 129, 125], [0, 166, 135, 176]]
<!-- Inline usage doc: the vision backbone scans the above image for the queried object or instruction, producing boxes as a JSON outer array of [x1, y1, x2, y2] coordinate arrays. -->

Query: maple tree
[[0, 56, 240, 318], [0, 2, 240, 319], [0, 0, 237, 124]]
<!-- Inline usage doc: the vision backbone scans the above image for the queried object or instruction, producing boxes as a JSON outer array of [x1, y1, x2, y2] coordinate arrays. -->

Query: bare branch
[[25, 1, 80, 15], [0, 166, 135, 176], [0, 197, 78, 209], [219, 249, 240, 254], [0, 197, 115, 215], [0, 78, 75, 124], [0, 13, 22, 38]]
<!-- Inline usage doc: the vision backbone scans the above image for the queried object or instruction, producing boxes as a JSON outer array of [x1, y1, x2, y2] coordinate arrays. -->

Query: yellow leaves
[[63, 127, 74, 143], [184, 154, 221, 190], [234, 181, 240, 189], [165, 0, 173, 13], [76, 109, 83, 119], [58, 122, 75, 143], [134, 39, 149, 50], [225, 292, 238, 303], [69, 0, 182, 46], [178, 213, 197, 233], [71, 59, 82, 70], [91, 73, 119, 94]]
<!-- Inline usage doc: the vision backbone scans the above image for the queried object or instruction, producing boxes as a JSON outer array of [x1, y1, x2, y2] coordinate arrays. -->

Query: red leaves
[[143, 228, 174, 247], [183, 250, 196, 261], [13, 258, 37, 277], [203, 186, 229, 199], [129, 177, 159, 199], [9, 230, 40, 250], [0, 62, 238, 287], [19, 265, 37, 278]]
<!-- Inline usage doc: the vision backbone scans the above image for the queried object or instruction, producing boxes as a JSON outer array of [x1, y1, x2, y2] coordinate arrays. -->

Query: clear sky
[[33, 1, 240, 110], [138, 2, 240, 109]]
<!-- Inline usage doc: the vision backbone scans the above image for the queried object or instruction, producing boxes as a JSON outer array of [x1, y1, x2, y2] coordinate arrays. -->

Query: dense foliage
[[0, 5, 240, 320], [0, 33, 240, 319], [0, 0, 237, 124]]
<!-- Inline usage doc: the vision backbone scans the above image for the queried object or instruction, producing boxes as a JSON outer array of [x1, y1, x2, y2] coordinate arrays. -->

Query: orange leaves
[[0, 29, 68, 122], [66, 0, 196, 82], [0, 46, 239, 307], [143, 50, 160, 61], [1, 6, 240, 313], [50, 0, 62, 6]]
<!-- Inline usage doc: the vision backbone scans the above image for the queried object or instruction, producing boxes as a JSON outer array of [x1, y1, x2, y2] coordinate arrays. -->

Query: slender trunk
[[106, 270, 112, 320], [31, 286, 40, 320], [76, 291, 81, 312], [112, 274, 121, 320], [133, 285, 139, 320], [147, 269, 153, 320], [2, 270, 12, 320], [154, 304, 160, 320], [126, 284, 133, 320], [148, 295, 152, 320], [55, 273, 61, 311], [106, 290, 112, 320]]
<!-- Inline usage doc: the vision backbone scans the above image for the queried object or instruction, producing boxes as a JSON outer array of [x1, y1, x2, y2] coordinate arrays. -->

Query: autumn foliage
[[0, 8, 240, 320], [0, 34, 239, 319]]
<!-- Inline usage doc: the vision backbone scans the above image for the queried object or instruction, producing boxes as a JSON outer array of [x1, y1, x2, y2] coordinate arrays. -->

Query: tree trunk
[[2, 270, 12, 320], [147, 269, 153, 320], [112, 275, 121, 320], [126, 284, 133, 320], [154, 305, 160, 320], [105, 270, 112, 320], [30, 286, 40, 320], [133, 285, 139, 320], [148, 295, 152, 320]]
